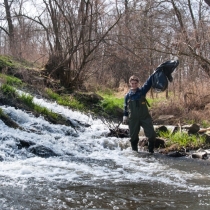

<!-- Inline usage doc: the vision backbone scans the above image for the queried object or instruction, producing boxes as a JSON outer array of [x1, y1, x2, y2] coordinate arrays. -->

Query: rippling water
[[0, 97, 210, 209]]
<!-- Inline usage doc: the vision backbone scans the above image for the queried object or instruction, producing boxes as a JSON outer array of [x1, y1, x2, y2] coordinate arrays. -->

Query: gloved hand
[[123, 116, 128, 125]]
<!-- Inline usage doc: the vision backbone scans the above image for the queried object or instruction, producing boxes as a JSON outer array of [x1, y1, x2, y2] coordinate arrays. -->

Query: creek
[[0, 97, 210, 210]]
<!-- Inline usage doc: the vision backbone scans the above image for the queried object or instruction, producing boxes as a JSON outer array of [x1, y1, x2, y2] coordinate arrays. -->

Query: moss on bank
[[0, 55, 37, 69], [0, 84, 65, 125]]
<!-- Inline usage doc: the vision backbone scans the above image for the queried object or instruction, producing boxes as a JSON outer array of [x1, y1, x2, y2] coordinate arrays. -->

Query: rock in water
[[28, 145, 58, 158]]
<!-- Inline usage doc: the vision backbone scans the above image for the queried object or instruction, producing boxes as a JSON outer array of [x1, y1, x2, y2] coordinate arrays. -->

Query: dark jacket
[[124, 75, 152, 117]]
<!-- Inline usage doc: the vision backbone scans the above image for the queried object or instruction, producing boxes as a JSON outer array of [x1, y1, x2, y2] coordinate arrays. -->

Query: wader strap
[[127, 92, 150, 107], [145, 98, 150, 107]]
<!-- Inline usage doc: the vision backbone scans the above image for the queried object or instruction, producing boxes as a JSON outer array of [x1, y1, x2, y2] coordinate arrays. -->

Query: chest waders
[[128, 96, 156, 152]]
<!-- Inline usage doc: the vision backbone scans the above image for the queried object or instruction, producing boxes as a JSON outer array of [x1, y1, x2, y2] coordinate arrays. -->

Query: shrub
[[0, 84, 16, 97], [159, 130, 205, 148]]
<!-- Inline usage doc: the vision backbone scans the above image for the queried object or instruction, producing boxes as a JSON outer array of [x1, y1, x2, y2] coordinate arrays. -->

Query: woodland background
[[0, 0, 210, 110]]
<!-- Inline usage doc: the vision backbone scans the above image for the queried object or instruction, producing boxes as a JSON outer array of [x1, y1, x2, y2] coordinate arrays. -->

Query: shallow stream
[[0, 97, 210, 209]]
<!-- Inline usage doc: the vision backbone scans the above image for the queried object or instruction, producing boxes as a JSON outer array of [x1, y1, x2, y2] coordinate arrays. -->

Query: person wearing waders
[[123, 75, 155, 153]]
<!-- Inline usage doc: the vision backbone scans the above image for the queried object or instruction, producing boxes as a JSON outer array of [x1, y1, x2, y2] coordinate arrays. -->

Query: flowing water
[[0, 97, 210, 210]]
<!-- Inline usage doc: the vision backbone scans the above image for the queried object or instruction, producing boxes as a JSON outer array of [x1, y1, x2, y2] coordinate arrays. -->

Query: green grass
[[0, 55, 16, 68], [0, 84, 16, 96], [97, 89, 124, 115], [46, 88, 85, 110], [0, 107, 12, 123], [5, 75, 22, 86], [100, 96, 123, 111], [0, 55, 37, 69], [18, 93, 59, 120], [46, 87, 123, 115], [19, 93, 34, 108], [146, 92, 171, 107], [201, 120, 210, 128], [183, 119, 196, 125], [96, 88, 167, 114], [97, 88, 170, 111], [0, 108, 3, 116], [0, 74, 23, 90], [159, 131, 206, 148], [34, 105, 59, 119], [0, 85, 59, 120], [182, 113, 210, 129], [146, 97, 165, 107]]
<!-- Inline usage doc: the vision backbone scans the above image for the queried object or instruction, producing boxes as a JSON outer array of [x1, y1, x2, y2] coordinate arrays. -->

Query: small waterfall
[[0, 97, 210, 209]]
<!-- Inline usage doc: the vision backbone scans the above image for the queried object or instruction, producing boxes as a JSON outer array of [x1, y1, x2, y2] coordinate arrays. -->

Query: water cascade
[[0, 97, 210, 209]]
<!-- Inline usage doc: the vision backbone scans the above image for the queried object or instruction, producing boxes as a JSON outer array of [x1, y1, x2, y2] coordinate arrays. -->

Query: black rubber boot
[[148, 139, 155, 154], [130, 139, 139, 152]]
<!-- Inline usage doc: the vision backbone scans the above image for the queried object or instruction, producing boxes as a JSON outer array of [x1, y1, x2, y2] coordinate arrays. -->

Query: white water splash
[[0, 97, 210, 193]]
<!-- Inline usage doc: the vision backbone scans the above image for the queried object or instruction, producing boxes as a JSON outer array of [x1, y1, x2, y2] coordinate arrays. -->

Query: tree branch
[[204, 0, 210, 6], [0, 26, 9, 35]]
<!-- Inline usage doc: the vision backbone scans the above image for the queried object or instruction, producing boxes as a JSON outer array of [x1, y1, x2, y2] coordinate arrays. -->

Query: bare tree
[[26, 0, 121, 89], [170, 0, 210, 77], [100, 0, 173, 87], [0, 0, 209, 94], [0, 0, 47, 62], [2, 0, 16, 55]]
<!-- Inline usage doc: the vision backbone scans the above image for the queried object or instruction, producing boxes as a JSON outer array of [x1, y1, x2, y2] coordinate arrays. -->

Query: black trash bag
[[152, 70, 168, 92], [155, 60, 179, 82], [152, 60, 179, 92]]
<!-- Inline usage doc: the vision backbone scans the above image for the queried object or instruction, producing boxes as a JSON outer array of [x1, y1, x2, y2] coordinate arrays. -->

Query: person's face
[[130, 80, 139, 89]]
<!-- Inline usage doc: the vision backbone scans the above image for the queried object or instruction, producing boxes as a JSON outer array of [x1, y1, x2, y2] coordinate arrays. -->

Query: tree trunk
[[4, 0, 15, 55]]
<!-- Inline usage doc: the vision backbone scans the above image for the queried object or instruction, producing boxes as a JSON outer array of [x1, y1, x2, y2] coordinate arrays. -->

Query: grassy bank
[[0, 55, 209, 150]]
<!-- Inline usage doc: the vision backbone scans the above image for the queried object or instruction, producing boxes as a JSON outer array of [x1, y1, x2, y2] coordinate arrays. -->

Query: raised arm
[[140, 74, 153, 95]]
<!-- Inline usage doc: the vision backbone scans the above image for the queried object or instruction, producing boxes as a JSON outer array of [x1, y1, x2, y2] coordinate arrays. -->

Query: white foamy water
[[1, 97, 210, 209], [0, 98, 209, 191]]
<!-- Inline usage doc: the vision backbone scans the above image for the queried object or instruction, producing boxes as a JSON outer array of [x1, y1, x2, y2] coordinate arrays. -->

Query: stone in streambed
[[28, 145, 59, 158]]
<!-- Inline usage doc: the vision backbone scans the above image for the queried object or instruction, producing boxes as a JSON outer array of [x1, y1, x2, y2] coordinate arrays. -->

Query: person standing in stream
[[123, 75, 156, 153]]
